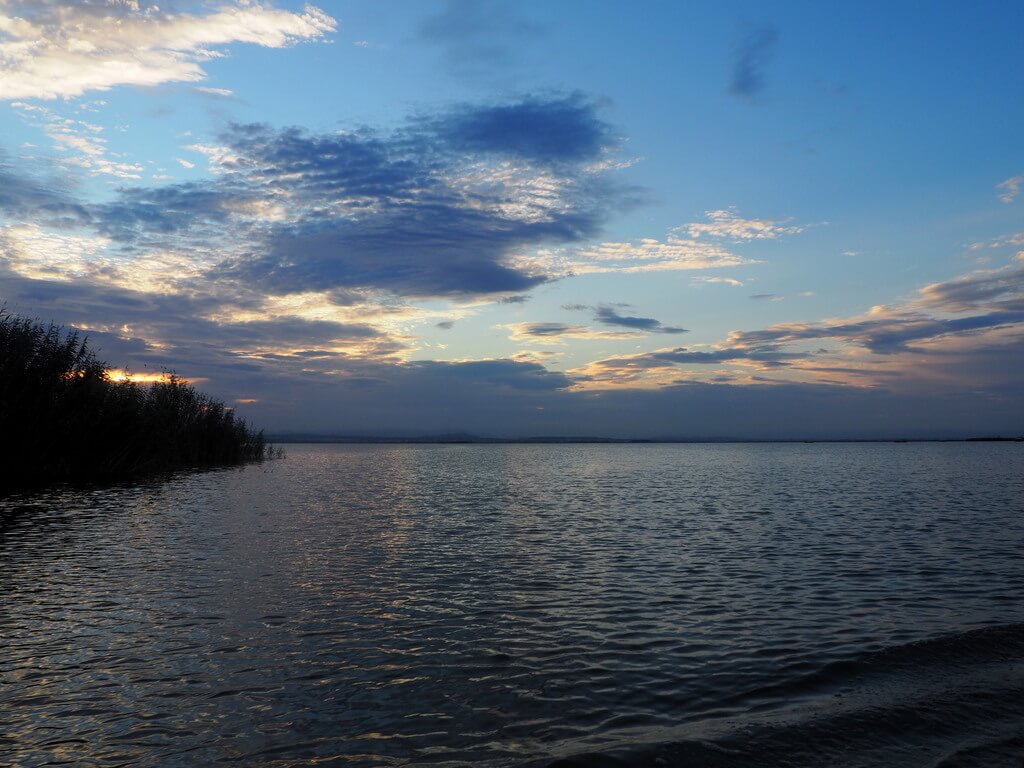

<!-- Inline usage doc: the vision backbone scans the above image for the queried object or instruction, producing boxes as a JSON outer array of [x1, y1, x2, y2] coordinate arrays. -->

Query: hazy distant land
[[268, 432, 1024, 444]]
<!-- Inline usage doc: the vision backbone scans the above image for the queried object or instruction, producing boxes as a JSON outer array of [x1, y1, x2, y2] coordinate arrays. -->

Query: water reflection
[[2, 443, 1023, 766]]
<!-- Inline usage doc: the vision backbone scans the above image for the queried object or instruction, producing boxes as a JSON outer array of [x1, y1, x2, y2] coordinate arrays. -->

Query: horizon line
[[265, 433, 1024, 445]]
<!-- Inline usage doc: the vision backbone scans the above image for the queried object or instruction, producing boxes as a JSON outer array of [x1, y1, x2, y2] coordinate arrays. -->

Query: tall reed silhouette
[[0, 308, 270, 490]]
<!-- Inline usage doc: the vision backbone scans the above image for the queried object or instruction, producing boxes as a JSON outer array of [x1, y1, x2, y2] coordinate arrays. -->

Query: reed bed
[[0, 308, 271, 489]]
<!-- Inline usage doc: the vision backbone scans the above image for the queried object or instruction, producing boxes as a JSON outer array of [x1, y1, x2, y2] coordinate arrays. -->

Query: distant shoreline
[[267, 435, 1024, 445]]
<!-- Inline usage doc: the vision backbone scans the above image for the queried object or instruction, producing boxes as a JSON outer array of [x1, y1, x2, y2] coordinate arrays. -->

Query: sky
[[0, 0, 1022, 439]]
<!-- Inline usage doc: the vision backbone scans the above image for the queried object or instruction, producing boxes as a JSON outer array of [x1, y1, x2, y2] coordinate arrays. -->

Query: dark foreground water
[[2, 443, 1023, 767]]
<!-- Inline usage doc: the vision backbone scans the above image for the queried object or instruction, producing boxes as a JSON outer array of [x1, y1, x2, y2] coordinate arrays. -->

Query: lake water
[[2, 443, 1023, 767]]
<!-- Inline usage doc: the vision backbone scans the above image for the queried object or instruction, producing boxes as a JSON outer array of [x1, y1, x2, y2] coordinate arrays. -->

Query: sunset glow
[[105, 370, 199, 385]]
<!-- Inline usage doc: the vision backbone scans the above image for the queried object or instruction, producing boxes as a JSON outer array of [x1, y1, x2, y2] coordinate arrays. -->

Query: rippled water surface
[[2, 443, 1024, 767]]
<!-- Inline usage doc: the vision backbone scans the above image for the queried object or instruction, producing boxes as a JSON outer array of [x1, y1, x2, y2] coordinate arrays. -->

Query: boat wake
[[539, 624, 1024, 767]]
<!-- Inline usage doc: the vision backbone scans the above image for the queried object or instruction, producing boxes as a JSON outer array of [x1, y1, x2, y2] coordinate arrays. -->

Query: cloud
[[500, 302, 689, 344], [749, 293, 783, 301], [435, 95, 613, 164], [694, 276, 744, 287], [2, 251, 598, 435], [195, 86, 234, 98], [997, 176, 1022, 204], [0, 159, 88, 224], [500, 322, 644, 344], [3, 252, 1022, 439], [532, 236, 750, 276], [0, 94, 645, 419], [0, 93, 642, 398], [0, 1, 335, 100], [4, 101, 793, 301], [521, 208, 802, 277], [967, 232, 1024, 260], [572, 259, 1024, 392], [11, 102, 143, 179], [686, 207, 804, 240], [416, 0, 543, 80], [89, 98, 623, 298], [436, 320, 455, 330], [578, 345, 809, 383], [243, 200, 554, 298], [94, 181, 235, 249], [589, 304, 687, 334], [729, 264, 1024, 354], [410, 358, 571, 392], [0, 223, 110, 282], [503, 304, 687, 344], [730, 310, 1024, 355], [730, 25, 779, 99], [0, 265, 408, 375], [917, 263, 1024, 313]]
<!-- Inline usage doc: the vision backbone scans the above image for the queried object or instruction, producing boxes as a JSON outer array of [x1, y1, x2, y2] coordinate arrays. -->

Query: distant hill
[[268, 433, 1024, 445]]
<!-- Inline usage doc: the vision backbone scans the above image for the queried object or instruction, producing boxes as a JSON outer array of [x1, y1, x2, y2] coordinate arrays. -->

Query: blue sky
[[1, 0, 1022, 437]]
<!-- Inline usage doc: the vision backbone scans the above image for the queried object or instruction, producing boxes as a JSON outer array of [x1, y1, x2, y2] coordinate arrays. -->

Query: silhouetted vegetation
[[1, 308, 273, 490]]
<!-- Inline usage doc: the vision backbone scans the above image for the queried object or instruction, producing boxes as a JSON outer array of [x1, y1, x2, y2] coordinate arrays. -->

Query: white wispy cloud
[[0, 222, 219, 294], [195, 86, 234, 98], [684, 207, 805, 240], [997, 175, 1022, 204], [521, 207, 805, 277], [552, 236, 753, 274], [0, 2, 335, 100], [0, 223, 110, 281], [693, 276, 744, 286], [11, 101, 143, 178], [184, 143, 239, 172], [448, 161, 573, 224]]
